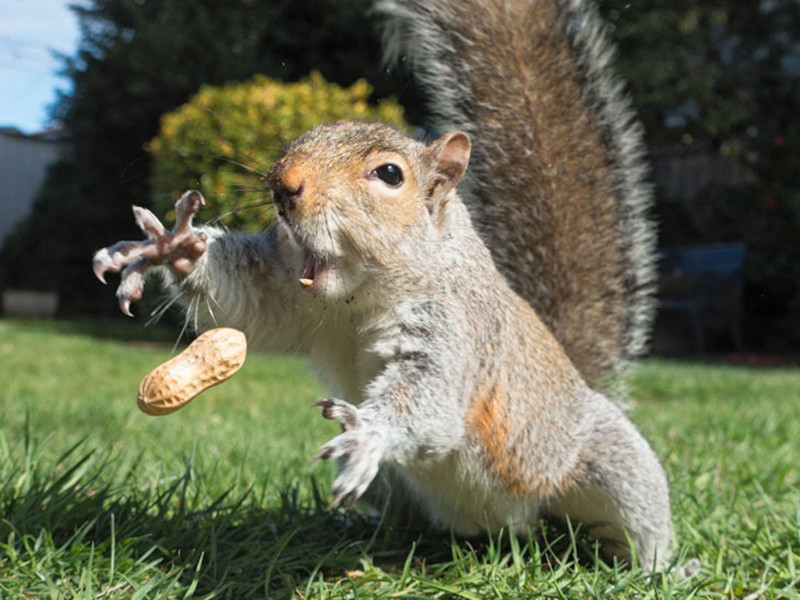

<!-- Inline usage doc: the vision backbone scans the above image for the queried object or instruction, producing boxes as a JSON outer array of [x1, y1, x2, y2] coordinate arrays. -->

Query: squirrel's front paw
[[92, 190, 208, 316], [313, 398, 385, 508]]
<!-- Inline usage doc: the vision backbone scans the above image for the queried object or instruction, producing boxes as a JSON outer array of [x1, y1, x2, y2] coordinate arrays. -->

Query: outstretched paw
[[92, 190, 208, 316], [313, 398, 385, 508]]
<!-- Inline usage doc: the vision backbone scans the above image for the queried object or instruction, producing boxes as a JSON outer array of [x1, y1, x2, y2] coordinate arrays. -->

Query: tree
[[598, 0, 800, 343], [149, 72, 407, 232], [599, 1, 800, 160]]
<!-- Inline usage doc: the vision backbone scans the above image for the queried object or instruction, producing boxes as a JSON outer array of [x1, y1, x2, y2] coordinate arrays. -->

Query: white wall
[[0, 128, 65, 246]]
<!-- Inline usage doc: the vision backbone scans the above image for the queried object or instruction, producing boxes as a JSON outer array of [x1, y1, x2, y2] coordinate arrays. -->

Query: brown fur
[[447, 0, 625, 384], [467, 385, 519, 493], [467, 381, 584, 498]]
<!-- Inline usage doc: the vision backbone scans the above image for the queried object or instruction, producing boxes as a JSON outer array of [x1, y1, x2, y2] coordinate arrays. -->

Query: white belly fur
[[393, 446, 542, 535]]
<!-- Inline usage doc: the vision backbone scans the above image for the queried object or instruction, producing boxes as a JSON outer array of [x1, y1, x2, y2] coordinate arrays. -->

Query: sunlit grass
[[1, 318, 799, 598]]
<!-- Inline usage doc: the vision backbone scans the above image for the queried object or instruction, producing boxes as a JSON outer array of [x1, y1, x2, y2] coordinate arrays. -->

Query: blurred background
[[1, 0, 798, 360]]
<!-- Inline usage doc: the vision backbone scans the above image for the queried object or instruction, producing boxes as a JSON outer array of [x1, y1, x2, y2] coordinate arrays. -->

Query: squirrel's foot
[[92, 190, 208, 316], [313, 398, 385, 509], [676, 558, 701, 581]]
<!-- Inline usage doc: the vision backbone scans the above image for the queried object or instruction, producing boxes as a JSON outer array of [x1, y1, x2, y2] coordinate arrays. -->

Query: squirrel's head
[[266, 121, 471, 300]]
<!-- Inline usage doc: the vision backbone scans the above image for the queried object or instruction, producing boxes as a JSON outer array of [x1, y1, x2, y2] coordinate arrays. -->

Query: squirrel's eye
[[372, 163, 404, 187]]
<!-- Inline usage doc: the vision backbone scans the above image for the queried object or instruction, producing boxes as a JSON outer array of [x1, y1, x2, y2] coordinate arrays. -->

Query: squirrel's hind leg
[[546, 401, 673, 572]]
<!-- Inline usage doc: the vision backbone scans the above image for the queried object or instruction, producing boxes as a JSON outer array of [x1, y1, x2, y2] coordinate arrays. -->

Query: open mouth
[[278, 221, 328, 293], [279, 219, 347, 297], [297, 247, 338, 296], [299, 253, 326, 289]]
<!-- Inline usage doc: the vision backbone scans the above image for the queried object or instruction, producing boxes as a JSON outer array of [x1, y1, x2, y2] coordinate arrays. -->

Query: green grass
[[1, 318, 799, 598]]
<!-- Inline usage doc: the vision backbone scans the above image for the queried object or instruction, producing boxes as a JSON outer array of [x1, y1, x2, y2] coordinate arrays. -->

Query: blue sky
[[0, 0, 81, 134]]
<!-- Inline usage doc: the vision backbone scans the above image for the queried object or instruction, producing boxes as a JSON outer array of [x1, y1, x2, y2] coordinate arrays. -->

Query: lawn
[[0, 318, 799, 599]]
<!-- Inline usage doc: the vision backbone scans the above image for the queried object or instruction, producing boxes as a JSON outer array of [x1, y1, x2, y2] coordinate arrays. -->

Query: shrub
[[147, 71, 409, 232]]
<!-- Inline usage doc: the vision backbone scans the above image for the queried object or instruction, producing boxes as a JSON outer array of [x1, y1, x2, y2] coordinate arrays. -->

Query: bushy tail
[[378, 0, 656, 391]]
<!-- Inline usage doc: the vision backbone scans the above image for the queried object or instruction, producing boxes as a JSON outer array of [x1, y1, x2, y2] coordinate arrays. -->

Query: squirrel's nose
[[272, 183, 304, 216]]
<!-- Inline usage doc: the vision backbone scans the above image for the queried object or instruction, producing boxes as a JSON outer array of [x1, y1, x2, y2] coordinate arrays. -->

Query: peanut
[[137, 327, 247, 416]]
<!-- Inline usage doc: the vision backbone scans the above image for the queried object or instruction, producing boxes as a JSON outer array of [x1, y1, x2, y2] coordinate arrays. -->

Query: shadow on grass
[[5, 316, 180, 345], [0, 440, 446, 597], [0, 439, 605, 598]]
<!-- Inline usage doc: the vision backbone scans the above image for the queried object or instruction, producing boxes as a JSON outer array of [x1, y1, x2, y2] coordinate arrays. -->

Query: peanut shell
[[137, 327, 247, 416]]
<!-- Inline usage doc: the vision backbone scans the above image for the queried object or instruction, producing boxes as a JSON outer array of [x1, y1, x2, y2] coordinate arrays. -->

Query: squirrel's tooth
[[299, 278, 313, 287]]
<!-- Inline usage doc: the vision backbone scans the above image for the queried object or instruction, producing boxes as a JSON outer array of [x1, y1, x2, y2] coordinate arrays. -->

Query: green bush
[[148, 71, 409, 232]]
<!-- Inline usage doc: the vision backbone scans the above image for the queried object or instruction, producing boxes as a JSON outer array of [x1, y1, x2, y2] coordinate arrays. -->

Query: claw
[[115, 258, 147, 317], [132, 205, 166, 239], [329, 488, 359, 509], [174, 190, 205, 232], [313, 397, 360, 431], [313, 434, 355, 462], [92, 250, 110, 284], [312, 447, 332, 462], [119, 297, 134, 317], [92, 193, 207, 316], [313, 404, 383, 512]]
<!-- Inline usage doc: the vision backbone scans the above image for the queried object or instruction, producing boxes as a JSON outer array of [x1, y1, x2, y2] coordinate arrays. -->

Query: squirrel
[[93, 0, 674, 572]]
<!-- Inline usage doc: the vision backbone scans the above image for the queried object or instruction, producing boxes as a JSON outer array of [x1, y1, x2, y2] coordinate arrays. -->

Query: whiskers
[[146, 289, 186, 328], [146, 278, 224, 353], [174, 293, 223, 352], [198, 152, 278, 227], [215, 154, 270, 178], [143, 289, 198, 350], [327, 209, 367, 267], [207, 198, 275, 226], [174, 295, 201, 352]]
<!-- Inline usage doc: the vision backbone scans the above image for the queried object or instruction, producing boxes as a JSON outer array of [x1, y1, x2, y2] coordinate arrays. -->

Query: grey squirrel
[[93, 0, 674, 571]]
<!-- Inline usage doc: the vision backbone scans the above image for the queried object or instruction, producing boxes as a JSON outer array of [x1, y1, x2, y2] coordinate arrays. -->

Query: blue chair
[[658, 243, 746, 353]]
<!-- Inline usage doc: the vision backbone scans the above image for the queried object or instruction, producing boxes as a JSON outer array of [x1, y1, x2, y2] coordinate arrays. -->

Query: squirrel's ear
[[424, 131, 471, 219]]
